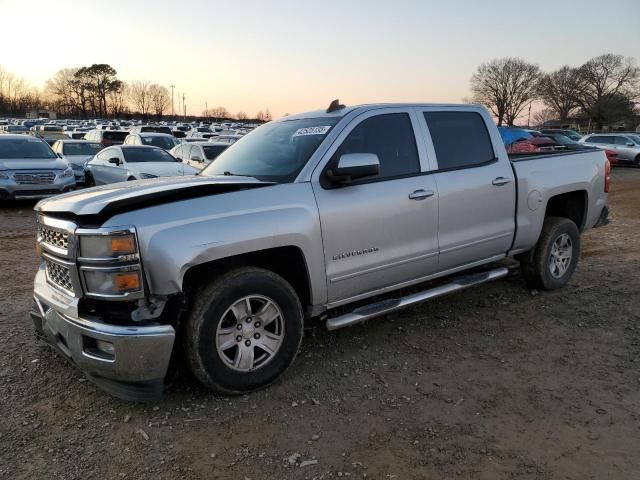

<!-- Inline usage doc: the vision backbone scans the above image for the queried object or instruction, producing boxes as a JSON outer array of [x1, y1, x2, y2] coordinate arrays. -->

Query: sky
[[1, 0, 639, 118]]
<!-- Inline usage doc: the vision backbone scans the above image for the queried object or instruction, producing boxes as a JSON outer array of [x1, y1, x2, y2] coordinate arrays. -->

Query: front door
[[312, 109, 439, 305]]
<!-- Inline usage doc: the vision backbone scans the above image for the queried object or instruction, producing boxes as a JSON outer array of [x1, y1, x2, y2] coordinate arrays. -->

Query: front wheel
[[185, 267, 304, 394], [520, 216, 580, 290]]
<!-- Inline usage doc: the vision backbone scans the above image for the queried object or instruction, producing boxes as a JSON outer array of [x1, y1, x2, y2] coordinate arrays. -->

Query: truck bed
[[508, 147, 601, 162], [509, 148, 608, 254]]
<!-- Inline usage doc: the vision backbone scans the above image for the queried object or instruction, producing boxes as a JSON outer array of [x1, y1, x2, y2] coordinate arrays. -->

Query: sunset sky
[[2, 0, 639, 118]]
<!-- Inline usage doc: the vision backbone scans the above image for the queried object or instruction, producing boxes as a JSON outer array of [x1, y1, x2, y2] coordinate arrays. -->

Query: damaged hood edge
[[35, 175, 275, 217]]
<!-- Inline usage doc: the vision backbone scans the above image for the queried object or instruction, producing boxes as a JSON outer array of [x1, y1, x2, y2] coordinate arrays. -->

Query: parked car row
[[2, 111, 638, 203], [496, 127, 640, 166], [0, 133, 203, 200]]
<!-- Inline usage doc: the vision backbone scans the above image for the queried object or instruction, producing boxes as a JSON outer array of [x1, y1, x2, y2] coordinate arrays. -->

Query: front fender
[[104, 182, 327, 305]]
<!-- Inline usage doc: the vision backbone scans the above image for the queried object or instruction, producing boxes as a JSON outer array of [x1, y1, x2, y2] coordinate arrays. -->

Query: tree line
[[0, 64, 271, 122], [470, 53, 639, 129]]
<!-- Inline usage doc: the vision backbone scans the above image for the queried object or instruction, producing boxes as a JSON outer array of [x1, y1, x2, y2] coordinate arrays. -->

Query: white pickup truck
[[32, 102, 610, 400]]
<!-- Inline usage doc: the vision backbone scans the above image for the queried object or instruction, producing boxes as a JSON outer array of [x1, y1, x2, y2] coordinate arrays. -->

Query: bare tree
[[264, 109, 272, 122], [149, 84, 170, 121], [532, 108, 557, 127], [471, 57, 542, 126], [236, 111, 248, 120], [575, 54, 640, 129], [108, 83, 129, 118], [45, 68, 80, 116], [255, 111, 265, 122], [209, 106, 228, 120], [538, 66, 583, 122], [129, 80, 152, 117]]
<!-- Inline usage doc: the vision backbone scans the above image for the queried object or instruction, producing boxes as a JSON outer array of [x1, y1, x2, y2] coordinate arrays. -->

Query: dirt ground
[[0, 168, 638, 480]]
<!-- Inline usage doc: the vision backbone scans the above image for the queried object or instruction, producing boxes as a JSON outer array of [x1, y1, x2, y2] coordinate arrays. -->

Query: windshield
[[123, 147, 178, 163], [141, 136, 178, 150], [626, 134, 640, 144], [0, 138, 57, 159], [6, 125, 28, 133], [203, 144, 228, 160], [103, 131, 128, 141], [62, 142, 103, 155], [552, 135, 578, 146], [201, 117, 340, 182]]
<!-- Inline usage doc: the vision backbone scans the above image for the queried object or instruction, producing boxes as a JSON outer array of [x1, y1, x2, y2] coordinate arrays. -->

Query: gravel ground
[[0, 168, 639, 480]]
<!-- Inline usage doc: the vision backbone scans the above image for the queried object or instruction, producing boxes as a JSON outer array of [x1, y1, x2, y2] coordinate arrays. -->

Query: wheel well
[[545, 190, 588, 231], [182, 246, 312, 308]]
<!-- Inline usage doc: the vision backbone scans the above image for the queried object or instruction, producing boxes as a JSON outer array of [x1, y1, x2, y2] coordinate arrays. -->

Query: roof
[[135, 132, 175, 137], [117, 144, 164, 150], [0, 134, 47, 141], [280, 102, 486, 121]]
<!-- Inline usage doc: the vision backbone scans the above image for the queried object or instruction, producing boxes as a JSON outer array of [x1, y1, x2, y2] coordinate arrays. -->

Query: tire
[[635, 154, 640, 167], [520, 216, 580, 290], [84, 172, 95, 187], [185, 267, 304, 394]]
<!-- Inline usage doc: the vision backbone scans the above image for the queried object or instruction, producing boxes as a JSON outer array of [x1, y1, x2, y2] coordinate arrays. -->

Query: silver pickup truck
[[31, 103, 610, 400]]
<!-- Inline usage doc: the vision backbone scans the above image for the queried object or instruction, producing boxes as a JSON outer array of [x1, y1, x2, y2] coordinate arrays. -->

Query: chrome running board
[[325, 267, 509, 330]]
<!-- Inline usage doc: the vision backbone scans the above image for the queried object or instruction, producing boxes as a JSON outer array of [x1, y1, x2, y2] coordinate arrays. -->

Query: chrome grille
[[45, 260, 74, 294], [14, 172, 57, 185], [38, 224, 70, 251]]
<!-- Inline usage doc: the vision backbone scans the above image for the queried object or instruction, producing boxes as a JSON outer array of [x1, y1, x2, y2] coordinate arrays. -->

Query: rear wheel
[[520, 216, 580, 290], [84, 172, 95, 187], [185, 267, 304, 394]]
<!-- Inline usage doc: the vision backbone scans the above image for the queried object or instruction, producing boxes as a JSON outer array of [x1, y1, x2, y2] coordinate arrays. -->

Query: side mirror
[[108, 157, 120, 165], [626, 142, 634, 147], [327, 153, 380, 184], [191, 154, 202, 162]]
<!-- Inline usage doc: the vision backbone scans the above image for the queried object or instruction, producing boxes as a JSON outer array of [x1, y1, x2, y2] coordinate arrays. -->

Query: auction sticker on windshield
[[293, 126, 332, 137]]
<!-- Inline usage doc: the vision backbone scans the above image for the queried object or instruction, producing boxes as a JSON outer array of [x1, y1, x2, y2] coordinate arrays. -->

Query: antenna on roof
[[326, 99, 346, 113]]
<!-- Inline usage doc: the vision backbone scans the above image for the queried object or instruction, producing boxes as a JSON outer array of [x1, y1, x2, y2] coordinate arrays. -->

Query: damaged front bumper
[[32, 266, 175, 401]]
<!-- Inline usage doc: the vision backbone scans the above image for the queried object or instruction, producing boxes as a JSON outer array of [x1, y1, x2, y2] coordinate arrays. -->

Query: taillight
[[604, 158, 611, 193]]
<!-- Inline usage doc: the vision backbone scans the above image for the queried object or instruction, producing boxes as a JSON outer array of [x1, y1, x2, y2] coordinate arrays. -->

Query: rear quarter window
[[424, 111, 495, 170]]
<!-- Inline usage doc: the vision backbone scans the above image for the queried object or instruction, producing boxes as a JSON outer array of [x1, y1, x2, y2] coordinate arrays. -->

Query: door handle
[[492, 177, 512, 186], [408, 189, 435, 200]]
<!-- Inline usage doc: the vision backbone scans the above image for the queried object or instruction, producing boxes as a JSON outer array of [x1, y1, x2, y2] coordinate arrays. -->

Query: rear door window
[[424, 111, 495, 170]]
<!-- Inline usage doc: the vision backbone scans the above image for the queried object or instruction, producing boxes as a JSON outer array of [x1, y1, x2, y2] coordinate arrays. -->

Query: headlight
[[140, 172, 158, 179], [79, 232, 137, 259], [0, 171, 9, 180], [60, 167, 74, 178], [82, 268, 142, 296]]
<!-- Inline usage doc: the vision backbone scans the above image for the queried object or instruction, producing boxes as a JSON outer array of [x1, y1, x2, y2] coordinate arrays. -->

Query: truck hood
[[35, 175, 275, 219], [0, 158, 68, 171]]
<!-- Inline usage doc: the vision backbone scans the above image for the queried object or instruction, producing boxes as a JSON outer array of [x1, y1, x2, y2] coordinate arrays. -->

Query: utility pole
[[183, 94, 186, 121], [205, 101, 208, 120], [170, 84, 175, 119]]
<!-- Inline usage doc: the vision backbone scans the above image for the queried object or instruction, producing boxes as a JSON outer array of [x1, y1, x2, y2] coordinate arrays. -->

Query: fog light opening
[[96, 340, 115, 355]]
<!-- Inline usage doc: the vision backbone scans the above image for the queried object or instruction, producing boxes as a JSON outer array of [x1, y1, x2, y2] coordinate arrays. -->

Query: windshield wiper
[[222, 171, 252, 177]]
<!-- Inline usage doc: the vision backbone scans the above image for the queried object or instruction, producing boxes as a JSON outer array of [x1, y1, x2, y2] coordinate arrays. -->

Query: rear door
[[417, 108, 516, 270], [312, 108, 440, 304]]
